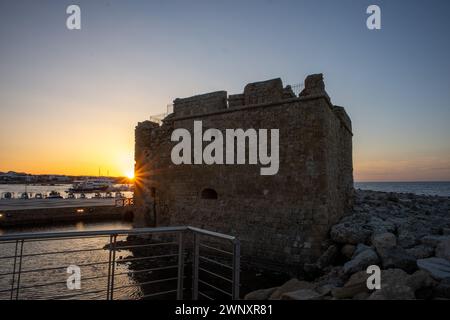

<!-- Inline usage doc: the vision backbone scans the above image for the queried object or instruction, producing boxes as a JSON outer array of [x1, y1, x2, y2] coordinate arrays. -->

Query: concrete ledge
[[0, 205, 134, 227]]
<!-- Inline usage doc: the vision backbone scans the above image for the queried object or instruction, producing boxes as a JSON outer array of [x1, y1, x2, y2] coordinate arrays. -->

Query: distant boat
[[35, 193, 44, 199], [93, 192, 102, 199], [47, 191, 63, 199], [69, 178, 113, 192], [115, 192, 124, 199], [1, 192, 13, 200], [20, 192, 29, 200]]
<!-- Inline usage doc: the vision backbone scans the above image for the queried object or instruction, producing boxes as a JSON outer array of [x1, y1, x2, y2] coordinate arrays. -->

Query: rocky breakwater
[[244, 189, 450, 300]]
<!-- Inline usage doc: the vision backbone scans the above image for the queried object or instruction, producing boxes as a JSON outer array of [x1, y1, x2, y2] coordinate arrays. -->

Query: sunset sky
[[0, 0, 449, 181]]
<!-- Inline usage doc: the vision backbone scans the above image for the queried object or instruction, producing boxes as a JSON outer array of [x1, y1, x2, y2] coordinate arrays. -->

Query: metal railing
[[0, 226, 240, 300], [289, 83, 304, 96], [149, 104, 174, 125]]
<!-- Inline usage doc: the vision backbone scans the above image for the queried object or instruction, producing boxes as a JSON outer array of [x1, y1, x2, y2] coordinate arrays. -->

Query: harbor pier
[[0, 198, 134, 227]]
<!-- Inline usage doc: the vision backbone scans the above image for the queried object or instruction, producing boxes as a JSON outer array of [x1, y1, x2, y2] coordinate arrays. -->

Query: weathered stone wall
[[134, 74, 353, 273]]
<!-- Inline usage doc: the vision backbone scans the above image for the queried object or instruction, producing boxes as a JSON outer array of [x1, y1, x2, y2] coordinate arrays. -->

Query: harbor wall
[[0, 205, 134, 227]]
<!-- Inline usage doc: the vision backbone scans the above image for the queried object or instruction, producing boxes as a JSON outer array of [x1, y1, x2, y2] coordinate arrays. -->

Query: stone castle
[[134, 74, 353, 272]]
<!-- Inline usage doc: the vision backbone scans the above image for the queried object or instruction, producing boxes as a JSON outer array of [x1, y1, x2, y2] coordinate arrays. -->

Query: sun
[[125, 170, 135, 180]]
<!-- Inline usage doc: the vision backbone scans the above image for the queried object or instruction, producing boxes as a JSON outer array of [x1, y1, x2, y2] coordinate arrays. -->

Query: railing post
[[232, 239, 240, 300], [106, 235, 113, 300], [14, 240, 25, 300], [176, 232, 184, 300], [192, 233, 199, 300], [109, 234, 118, 300], [9, 240, 19, 300]]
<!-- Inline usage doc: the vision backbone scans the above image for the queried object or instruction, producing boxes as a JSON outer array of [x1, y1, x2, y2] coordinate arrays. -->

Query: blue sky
[[0, 0, 449, 180]]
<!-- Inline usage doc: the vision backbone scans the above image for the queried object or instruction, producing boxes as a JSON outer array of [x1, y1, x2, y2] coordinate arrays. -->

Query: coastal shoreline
[[243, 189, 450, 300]]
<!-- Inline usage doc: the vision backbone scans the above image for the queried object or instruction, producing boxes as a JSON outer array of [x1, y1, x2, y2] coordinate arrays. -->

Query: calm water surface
[[355, 181, 450, 197]]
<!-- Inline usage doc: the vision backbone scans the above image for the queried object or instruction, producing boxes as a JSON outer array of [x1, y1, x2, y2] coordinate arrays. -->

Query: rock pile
[[245, 189, 450, 300]]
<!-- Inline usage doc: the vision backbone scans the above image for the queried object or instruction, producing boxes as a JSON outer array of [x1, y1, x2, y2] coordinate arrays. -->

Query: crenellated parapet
[[173, 91, 227, 117], [165, 74, 351, 135], [170, 74, 332, 116]]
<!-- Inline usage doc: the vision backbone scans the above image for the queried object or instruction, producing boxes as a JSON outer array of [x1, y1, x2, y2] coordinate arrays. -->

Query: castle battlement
[[163, 74, 350, 135], [171, 74, 331, 114]]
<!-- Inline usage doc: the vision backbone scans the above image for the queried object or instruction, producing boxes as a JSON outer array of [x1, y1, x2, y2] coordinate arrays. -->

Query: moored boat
[[1, 192, 13, 200], [20, 192, 29, 200], [93, 192, 102, 199], [69, 178, 113, 192], [47, 191, 63, 199], [115, 192, 124, 199]]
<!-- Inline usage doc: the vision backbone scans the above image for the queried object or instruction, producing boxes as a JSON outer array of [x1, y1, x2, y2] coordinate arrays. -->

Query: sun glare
[[126, 170, 135, 180]]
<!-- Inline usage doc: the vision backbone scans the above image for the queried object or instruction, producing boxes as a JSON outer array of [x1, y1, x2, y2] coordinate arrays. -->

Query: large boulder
[[397, 230, 419, 249], [368, 269, 415, 300], [417, 257, 450, 281], [433, 278, 450, 299], [353, 292, 371, 300], [367, 217, 396, 235], [420, 235, 446, 248], [343, 248, 379, 274], [405, 270, 435, 292], [281, 289, 323, 300], [368, 284, 415, 300], [372, 232, 397, 250], [406, 244, 435, 259], [330, 268, 432, 300], [380, 268, 410, 285], [398, 221, 433, 248], [269, 279, 316, 300], [314, 266, 346, 289], [331, 271, 371, 299], [352, 244, 372, 258], [330, 222, 372, 245], [377, 246, 418, 273], [244, 287, 277, 300], [435, 238, 450, 261]]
